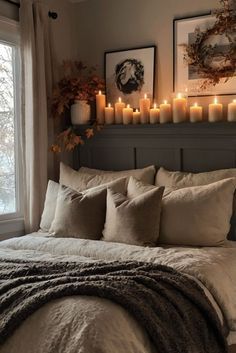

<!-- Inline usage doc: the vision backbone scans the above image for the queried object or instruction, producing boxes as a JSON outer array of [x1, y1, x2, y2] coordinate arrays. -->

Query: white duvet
[[0, 233, 235, 353]]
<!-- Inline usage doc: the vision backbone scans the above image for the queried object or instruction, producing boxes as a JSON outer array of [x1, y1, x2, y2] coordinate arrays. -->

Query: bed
[[1, 123, 236, 353]]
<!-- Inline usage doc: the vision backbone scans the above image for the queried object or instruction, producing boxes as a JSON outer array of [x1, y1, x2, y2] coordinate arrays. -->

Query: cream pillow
[[103, 177, 164, 246], [155, 166, 236, 187], [40, 180, 59, 232], [159, 178, 236, 247], [156, 166, 236, 241], [78, 165, 156, 186]]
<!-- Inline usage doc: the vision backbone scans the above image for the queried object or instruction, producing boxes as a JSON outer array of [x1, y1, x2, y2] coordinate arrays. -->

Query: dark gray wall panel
[[136, 148, 181, 171], [182, 149, 236, 172]]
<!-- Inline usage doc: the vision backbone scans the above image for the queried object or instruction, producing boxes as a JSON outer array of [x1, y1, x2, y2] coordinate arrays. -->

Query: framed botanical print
[[174, 13, 236, 97], [105, 46, 156, 108]]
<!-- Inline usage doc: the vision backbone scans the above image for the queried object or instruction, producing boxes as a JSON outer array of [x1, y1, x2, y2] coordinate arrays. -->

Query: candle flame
[[108, 103, 111, 108], [164, 100, 168, 104], [214, 97, 218, 104], [233, 99, 236, 103], [144, 94, 147, 99], [177, 93, 182, 99], [154, 103, 157, 109], [135, 109, 139, 112], [194, 102, 198, 107], [118, 97, 121, 103], [127, 104, 130, 108], [99, 90, 102, 95]]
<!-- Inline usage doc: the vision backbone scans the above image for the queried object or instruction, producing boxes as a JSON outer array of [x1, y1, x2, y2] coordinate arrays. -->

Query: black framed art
[[104, 46, 156, 108], [173, 13, 236, 97]]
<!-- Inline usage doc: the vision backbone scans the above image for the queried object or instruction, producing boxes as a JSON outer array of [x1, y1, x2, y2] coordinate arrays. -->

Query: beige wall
[[71, 0, 236, 117]]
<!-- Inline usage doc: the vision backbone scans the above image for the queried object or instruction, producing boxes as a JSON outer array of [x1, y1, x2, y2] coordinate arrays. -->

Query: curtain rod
[[3, 0, 58, 19]]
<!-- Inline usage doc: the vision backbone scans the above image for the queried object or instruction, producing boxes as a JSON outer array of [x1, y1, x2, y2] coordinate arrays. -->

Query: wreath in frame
[[183, 0, 236, 90]]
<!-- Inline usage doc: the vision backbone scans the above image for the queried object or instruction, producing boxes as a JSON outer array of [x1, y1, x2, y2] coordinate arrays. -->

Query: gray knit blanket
[[0, 258, 227, 353]]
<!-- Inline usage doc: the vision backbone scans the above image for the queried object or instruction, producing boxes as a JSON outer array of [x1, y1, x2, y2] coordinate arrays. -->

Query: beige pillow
[[159, 178, 236, 247], [40, 180, 59, 232], [155, 166, 236, 187], [103, 177, 164, 246], [78, 166, 156, 186], [50, 178, 127, 240]]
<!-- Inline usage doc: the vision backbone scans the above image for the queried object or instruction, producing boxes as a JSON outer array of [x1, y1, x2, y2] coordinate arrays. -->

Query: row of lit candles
[[96, 91, 236, 124]]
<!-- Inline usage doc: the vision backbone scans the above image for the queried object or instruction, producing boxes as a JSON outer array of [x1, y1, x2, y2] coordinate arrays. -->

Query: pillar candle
[[160, 100, 172, 123], [123, 104, 133, 124], [139, 93, 150, 124], [173, 93, 187, 123], [150, 103, 160, 124], [105, 103, 115, 124], [208, 97, 223, 122], [190, 103, 203, 122], [133, 109, 140, 124], [96, 90, 106, 124], [228, 99, 236, 122], [115, 97, 125, 124]]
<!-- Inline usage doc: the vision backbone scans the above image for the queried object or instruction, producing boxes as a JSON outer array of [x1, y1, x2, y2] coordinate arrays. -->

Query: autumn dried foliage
[[51, 61, 105, 152]]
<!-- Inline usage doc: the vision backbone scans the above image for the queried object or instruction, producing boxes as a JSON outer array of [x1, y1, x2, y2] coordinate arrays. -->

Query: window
[[0, 16, 23, 237]]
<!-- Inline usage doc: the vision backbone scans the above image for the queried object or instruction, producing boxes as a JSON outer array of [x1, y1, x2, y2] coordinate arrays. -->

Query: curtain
[[20, 0, 53, 233]]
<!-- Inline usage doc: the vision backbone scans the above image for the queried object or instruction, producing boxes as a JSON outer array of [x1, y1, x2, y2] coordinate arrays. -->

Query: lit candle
[[209, 97, 223, 122], [133, 109, 140, 124], [139, 93, 151, 124], [115, 97, 125, 124], [96, 90, 106, 124], [105, 103, 114, 124], [123, 104, 133, 124], [228, 99, 236, 122], [150, 103, 160, 124], [173, 93, 187, 123], [190, 102, 203, 123], [160, 100, 172, 123]]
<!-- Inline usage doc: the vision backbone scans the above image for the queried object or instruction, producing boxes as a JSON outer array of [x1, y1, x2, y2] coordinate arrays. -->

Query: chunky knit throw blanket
[[0, 258, 227, 353]]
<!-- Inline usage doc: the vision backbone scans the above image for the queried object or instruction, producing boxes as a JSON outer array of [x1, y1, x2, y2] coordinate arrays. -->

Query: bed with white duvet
[[0, 233, 235, 353]]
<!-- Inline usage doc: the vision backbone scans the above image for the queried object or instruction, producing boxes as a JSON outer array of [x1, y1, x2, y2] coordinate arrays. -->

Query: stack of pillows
[[40, 162, 236, 247]]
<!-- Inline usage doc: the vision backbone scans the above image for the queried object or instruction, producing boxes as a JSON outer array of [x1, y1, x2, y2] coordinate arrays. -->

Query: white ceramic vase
[[71, 100, 91, 125]]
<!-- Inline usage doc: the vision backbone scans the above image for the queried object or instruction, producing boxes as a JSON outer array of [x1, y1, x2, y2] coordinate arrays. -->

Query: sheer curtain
[[20, 0, 53, 233]]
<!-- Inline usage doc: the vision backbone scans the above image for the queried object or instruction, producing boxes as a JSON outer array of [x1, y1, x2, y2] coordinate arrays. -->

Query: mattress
[[0, 233, 235, 352]]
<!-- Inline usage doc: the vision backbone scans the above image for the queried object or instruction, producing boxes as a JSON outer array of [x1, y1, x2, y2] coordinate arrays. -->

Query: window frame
[[0, 16, 24, 237]]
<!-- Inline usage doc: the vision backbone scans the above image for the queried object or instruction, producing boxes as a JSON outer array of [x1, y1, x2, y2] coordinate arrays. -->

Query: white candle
[[96, 90, 106, 124], [173, 93, 187, 123], [228, 99, 236, 122], [133, 109, 140, 124], [190, 103, 203, 123], [105, 103, 114, 124], [209, 97, 223, 122], [123, 104, 133, 124], [139, 93, 150, 124], [115, 97, 125, 124], [160, 100, 172, 123], [150, 103, 160, 124]]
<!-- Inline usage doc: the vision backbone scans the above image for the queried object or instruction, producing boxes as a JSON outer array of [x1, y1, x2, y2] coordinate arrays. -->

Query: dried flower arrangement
[[183, 0, 236, 90], [51, 61, 105, 153]]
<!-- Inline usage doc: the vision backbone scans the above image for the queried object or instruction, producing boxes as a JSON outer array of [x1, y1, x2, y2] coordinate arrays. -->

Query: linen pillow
[[156, 166, 236, 241], [103, 177, 164, 246], [159, 178, 236, 247], [40, 180, 59, 232], [155, 166, 236, 188], [66, 166, 156, 188]]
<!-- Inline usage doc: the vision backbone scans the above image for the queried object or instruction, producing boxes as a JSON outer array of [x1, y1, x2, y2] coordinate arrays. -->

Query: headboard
[[75, 122, 236, 172]]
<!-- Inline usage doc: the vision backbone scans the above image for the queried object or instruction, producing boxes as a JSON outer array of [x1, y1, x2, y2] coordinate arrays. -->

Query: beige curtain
[[20, 0, 53, 233]]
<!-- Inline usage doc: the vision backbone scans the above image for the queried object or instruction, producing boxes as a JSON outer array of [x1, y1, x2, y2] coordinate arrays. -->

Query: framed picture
[[105, 46, 156, 108], [174, 14, 236, 97]]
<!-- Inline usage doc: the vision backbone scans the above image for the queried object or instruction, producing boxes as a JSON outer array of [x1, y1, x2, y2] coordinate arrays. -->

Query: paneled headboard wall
[[75, 123, 236, 173]]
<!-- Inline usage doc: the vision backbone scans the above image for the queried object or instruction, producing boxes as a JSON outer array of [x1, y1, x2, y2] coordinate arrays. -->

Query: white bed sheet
[[0, 233, 235, 352]]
